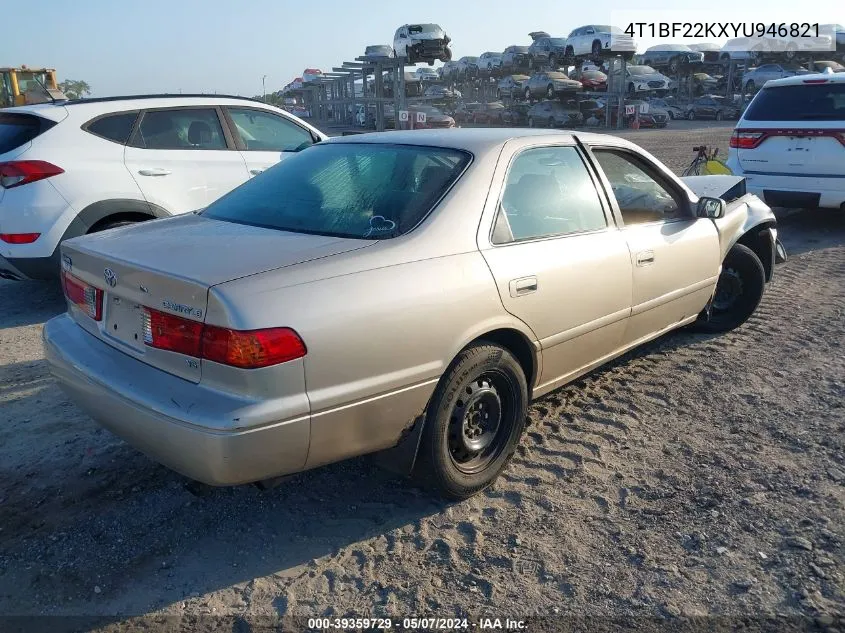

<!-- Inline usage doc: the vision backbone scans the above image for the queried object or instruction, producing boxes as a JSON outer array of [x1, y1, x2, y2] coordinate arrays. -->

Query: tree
[[59, 79, 92, 100]]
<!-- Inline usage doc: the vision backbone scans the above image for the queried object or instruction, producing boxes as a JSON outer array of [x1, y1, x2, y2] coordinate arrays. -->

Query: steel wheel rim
[[447, 372, 513, 474], [713, 267, 744, 311]]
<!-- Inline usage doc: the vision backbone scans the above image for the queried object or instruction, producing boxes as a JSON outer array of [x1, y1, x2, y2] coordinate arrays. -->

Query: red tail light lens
[[0, 160, 64, 189], [142, 308, 306, 368], [143, 308, 203, 357], [0, 233, 41, 244], [202, 325, 307, 369], [730, 131, 766, 149], [61, 270, 103, 321]]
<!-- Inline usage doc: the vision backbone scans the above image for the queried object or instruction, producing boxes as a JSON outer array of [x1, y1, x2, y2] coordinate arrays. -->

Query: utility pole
[[262, 75, 267, 102]]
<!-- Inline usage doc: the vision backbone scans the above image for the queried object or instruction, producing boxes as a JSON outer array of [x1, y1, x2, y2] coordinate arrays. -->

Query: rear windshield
[[0, 113, 53, 155], [744, 83, 845, 121], [201, 143, 470, 239]]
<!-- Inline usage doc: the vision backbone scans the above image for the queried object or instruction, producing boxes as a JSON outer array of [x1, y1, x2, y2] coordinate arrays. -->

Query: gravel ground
[[0, 123, 843, 631]]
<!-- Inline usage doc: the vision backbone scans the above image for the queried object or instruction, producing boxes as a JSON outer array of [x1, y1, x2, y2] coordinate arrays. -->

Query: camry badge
[[104, 268, 117, 287]]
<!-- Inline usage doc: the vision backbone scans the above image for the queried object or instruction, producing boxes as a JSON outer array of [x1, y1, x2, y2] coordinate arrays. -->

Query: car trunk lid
[[736, 81, 845, 176], [60, 213, 373, 383]]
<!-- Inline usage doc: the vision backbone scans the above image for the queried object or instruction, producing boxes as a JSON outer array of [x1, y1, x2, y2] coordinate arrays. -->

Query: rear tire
[[414, 343, 528, 500], [693, 244, 766, 333]]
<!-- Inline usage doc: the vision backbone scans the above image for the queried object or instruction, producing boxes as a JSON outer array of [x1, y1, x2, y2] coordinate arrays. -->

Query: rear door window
[[492, 146, 607, 243], [0, 113, 54, 155], [131, 108, 227, 150], [744, 84, 845, 121], [84, 111, 139, 144]]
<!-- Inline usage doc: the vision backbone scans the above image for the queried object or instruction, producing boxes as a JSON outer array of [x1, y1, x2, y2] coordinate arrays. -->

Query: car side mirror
[[696, 196, 725, 219]]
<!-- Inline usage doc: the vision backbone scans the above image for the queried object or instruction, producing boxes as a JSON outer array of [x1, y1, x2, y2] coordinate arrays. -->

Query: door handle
[[138, 168, 171, 177], [636, 250, 655, 266], [249, 168, 264, 176], [509, 276, 538, 297]]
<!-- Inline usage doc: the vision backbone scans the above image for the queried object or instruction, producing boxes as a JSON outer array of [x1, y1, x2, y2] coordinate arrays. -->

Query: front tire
[[528, 116, 535, 127], [546, 84, 555, 99], [414, 343, 528, 500], [715, 110, 723, 121], [693, 244, 766, 333], [524, 87, 532, 101], [687, 109, 696, 120]]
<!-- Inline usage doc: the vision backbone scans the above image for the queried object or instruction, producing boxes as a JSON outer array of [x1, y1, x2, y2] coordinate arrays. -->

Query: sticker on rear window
[[363, 215, 397, 238]]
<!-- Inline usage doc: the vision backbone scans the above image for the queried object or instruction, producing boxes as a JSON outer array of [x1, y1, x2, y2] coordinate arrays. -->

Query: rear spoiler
[[681, 175, 747, 203]]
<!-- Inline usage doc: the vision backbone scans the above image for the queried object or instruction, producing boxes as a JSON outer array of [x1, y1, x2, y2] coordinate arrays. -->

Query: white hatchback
[[0, 95, 325, 280], [726, 70, 845, 210]]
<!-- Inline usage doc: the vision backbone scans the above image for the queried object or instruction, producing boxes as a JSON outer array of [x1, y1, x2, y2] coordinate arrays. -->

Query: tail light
[[142, 307, 306, 369], [730, 131, 766, 149], [201, 325, 307, 369], [0, 161, 64, 189], [143, 308, 203, 357], [732, 128, 845, 149], [61, 270, 103, 321], [0, 233, 40, 244]]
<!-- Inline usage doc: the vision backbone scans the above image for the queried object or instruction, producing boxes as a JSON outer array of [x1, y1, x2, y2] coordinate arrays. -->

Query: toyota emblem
[[104, 268, 117, 287]]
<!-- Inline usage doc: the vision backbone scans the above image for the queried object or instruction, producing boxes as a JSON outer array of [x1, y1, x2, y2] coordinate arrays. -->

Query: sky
[[7, 0, 842, 97]]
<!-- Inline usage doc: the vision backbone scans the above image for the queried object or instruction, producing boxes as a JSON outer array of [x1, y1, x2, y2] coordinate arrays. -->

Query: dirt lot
[[0, 123, 843, 631]]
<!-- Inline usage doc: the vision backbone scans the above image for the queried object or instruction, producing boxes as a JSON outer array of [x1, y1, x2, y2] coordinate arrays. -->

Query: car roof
[[4, 94, 269, 116], [763, 71, 845, 87], [647, 44, 691, 51], [2, 94, 321, 133], [324, 128, 628, 153]]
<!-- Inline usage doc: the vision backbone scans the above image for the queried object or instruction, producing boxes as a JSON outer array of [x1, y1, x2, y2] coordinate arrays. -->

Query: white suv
[[0, 95, 325, 280], [726, 70, 845, 210]]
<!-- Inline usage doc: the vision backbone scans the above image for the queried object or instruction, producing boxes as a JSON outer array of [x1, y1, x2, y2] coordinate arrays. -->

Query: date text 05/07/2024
[[307, 617, 527, 630], [622, 22, 821, 39]]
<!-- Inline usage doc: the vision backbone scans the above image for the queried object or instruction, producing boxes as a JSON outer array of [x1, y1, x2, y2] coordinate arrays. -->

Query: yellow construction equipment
[[1, 66, 67, 107]]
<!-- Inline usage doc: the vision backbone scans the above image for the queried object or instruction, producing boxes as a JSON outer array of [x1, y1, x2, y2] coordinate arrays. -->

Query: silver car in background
[[45, 129, 781, 500]]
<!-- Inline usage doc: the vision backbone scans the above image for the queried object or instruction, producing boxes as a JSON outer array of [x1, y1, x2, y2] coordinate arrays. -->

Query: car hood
[[631, 73, 670, 83], [64, 213, 375, 288], [408, 30, 446, 40]]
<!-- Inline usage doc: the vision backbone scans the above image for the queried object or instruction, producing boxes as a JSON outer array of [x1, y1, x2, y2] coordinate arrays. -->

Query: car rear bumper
[[43, 314, 311, 486], [726, 161, 845, 209]]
